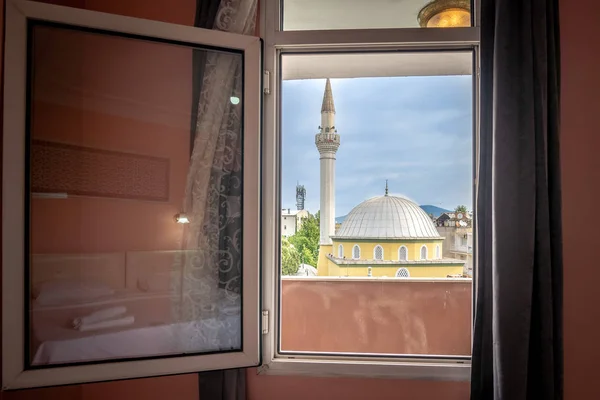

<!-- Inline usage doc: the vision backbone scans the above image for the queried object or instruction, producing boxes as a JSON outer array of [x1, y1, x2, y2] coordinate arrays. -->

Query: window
[[338, 244, 343, 258], [352, 245, 361, 259], [282, 0, 473, 31], [374, 245, 384, 260], [3, 1, 261, 389], [266, 0, 477, 382], [395, 268, 410, 278], [436, 245, 441, 259], [421, 245, 428, 260], [399, 245, 408, 261]]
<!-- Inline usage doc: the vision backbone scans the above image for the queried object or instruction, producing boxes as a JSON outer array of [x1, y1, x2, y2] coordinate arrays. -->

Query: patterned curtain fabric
[[181, 0, 257, 399], [471, 0, 563, 398]]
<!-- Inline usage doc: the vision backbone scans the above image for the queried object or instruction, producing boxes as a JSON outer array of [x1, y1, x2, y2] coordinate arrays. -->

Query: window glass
[[374, 245, 383, 260], [421, 246, 428, 260], [352, 245, 360, 259], [282, 0, 473, 31], [28, 23, 244, 366], [399, 246, 408, 261], [279, 51, 473, 357]]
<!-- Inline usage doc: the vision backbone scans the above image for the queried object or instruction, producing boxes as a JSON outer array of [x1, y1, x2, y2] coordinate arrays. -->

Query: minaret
[[315, 79, 340, 250]]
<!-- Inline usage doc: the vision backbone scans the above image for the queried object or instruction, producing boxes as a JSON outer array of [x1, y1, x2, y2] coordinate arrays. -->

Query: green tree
[[300, 246, 317, 267], [281, 236, 301, 276], [289, 211, 320, 268], [455, 205, 468, 214]]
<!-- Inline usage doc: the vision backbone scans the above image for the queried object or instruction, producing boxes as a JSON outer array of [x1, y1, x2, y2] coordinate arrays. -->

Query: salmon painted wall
[[0, 0, 598, 399], [30, 23, 192, 254], [280, 279, 471, 355]]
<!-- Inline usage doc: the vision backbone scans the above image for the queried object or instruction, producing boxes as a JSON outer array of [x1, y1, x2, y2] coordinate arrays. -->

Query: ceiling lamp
[[418, 0, 471, 28]]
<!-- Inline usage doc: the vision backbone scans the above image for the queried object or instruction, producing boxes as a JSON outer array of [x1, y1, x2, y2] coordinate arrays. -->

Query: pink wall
[[30, 24, 192, 254], [560, 0, 600, 397], [281, 279, 471, 355], [0, 0, 598, 398]]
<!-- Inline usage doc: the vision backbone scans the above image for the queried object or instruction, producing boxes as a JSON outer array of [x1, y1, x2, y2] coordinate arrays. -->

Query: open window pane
[[3, 0, 260, 388], [27, 23, 245, 367], [279, 51, 473, 357], [282, 0, 473, 31]]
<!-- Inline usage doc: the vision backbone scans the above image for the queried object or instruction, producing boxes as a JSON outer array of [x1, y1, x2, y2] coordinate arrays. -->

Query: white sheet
[[32, 315, 241, 365]]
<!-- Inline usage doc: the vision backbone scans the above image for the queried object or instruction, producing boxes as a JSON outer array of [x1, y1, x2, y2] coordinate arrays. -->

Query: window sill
[[257, 357, 471, 381]]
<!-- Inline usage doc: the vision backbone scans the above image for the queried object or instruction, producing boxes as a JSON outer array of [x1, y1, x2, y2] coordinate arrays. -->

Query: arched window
[[338, 244, 344, 258], [398, 246, 408, 261], [374, 245, 383, 260], [435, 245, 441, 259], [420, 245, 428, 260], [352, 245, 361, 259], [395, 268, 410, 278]]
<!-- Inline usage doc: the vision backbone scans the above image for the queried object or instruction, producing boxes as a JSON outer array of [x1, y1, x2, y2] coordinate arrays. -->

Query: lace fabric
[[172, 0, 257, 352]]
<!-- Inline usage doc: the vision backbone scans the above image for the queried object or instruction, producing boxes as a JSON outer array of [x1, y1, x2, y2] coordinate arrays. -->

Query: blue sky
[[281, 76, 473, 216]]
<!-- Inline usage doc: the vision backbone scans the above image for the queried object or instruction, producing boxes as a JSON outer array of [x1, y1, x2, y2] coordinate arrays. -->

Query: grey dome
[[334, 195, 441, 239]]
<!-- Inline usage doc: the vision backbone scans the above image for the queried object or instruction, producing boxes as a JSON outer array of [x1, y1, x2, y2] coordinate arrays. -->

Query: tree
[[281, 236, 301, 276], [289, 211, 320, 268], [455, 205, 468, 214]]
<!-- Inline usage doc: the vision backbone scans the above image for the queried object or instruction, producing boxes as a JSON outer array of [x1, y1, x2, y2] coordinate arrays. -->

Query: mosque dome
[[334, 195, 441, 239]]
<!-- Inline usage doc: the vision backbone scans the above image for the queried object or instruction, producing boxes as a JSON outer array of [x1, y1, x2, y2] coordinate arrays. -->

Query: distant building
[[436, 211, 473, 276], [436, 211, 472, 228], [281, 208, 309, 237]]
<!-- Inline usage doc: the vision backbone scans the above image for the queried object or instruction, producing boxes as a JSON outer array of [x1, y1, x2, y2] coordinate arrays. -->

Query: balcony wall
[[281, 277, 472, 355]]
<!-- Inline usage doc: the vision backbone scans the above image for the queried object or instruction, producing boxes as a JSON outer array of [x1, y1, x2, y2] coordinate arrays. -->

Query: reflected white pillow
[[33, 280, 115, 306]]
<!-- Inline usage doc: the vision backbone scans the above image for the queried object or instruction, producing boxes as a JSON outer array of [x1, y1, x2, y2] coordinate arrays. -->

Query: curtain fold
[[185, 0, 257, 399], [470, 0, 563, 399]]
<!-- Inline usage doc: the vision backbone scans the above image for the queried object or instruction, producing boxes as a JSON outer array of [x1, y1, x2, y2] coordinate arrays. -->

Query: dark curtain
[[193, 1, 246, 399], [471, 0, 563, 399]]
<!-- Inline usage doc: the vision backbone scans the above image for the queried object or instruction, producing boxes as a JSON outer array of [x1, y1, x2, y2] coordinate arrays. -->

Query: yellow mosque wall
[[332, 240, 443, 261], [325, 259, 464, 278], [316, 240, 463, 278], [317, 244, 333, 276]]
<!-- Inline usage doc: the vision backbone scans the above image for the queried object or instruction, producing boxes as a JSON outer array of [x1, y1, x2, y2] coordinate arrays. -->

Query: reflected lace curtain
[[171, 0, 257, 354]]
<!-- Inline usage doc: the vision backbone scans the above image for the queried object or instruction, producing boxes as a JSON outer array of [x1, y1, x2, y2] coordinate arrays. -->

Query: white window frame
[[261, 0, 478, 381], [421, 245, 429, 260], [398, 245, 408, 261], [2, 0, 262, 389], [338, 244, 344, 258], [352, 244, 361, 260], [436, 245, 441, 259], [374, 245, 384, 260]]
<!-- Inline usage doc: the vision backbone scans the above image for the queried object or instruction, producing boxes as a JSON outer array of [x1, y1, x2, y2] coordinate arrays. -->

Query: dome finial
[[385, 180, 389, 196]]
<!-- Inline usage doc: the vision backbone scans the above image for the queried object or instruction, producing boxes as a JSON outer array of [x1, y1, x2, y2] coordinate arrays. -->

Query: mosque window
[[338, 244, 343, 258], [435, 245, 441, 259], [420, 245, 428, 260], [374, 245, 383, 260], [395, 268, 410, 278], [352, 245, 361, 259], [399, 246, 408, 261]]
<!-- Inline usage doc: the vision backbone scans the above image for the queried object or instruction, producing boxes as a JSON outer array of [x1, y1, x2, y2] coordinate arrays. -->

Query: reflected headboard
[[125, 250, 191, 290], [30, 253, 127, 289]]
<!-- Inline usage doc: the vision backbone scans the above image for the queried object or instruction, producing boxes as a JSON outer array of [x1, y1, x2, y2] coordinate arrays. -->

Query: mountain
[[335, 205, 450, 224]]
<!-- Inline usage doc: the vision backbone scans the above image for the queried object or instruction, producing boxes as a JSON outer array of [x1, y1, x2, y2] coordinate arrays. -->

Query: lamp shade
[[418, 0, 471, 28]]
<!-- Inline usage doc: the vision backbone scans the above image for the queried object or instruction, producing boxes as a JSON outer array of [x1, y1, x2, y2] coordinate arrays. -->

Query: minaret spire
[[385, 180, 389, 196], [321, 78, 336, 113]]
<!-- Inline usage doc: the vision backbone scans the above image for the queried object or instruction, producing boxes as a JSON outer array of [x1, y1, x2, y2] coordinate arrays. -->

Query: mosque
[[314, 79, 465, 278]]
